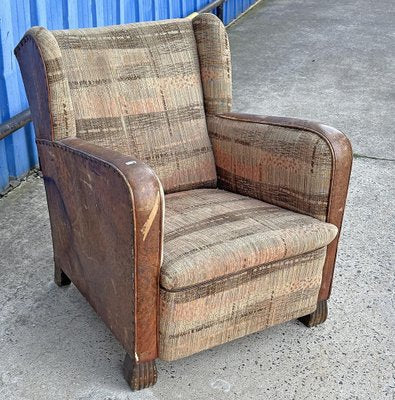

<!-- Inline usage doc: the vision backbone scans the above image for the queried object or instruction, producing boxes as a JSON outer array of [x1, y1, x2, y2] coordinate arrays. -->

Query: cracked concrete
[[1, 0, 394, 399]]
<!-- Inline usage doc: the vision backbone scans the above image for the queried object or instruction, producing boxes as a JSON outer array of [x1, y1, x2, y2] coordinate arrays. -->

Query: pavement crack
[[353, 153, 395, 162]]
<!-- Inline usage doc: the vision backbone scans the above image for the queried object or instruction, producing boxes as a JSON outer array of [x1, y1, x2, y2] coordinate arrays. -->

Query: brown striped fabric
[[192, 14, 232, 114], [207, 114, 334, 220], [20, 27, 77, 140], [159, 247, 327, 361], [25, 19, 219, 193], [52, 19, 217, 193], [161, 189, 337, 290]]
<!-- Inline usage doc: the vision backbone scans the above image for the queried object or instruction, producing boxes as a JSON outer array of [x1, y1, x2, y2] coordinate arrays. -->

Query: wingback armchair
[[15, 14, 352, 391]]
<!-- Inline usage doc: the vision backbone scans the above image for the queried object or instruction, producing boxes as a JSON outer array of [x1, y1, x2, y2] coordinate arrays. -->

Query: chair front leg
[[123, 353, 157, 391], [54, 262, 71, 287], [299, 300, 328, 327]]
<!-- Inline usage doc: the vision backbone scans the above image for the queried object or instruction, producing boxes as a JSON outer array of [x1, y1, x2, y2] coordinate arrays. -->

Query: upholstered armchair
[[15, 14, 352, 391]]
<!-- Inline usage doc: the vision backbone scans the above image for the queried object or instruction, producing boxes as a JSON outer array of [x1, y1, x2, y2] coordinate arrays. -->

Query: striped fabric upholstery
[[19, 27, 77, 141], [26, 19, 218, 193], [161, 189, 337, 290], [207, 114, 334, 221], [160, 247, 326, 360], [193, 14, 232, 114], [159, 189, 336, 360]]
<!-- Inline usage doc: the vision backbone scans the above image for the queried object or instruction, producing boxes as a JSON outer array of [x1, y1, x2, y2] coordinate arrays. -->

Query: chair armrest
[[36, 137, 164, 363], [207, 112, 352, 299]]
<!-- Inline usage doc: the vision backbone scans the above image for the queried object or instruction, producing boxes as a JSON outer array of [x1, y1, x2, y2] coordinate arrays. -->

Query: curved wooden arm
[[37, 137, 164, 363], [207, 112, 352, 300]]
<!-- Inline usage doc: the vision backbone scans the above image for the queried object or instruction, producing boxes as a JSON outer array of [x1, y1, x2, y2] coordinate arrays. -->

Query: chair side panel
[[37, 140, 136, 356]]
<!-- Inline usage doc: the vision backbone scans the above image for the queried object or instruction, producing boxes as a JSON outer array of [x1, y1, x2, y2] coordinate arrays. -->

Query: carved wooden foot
[[299, 300, 328, 327], [123, 353, 157, 391], [54, 264, 71, 287]]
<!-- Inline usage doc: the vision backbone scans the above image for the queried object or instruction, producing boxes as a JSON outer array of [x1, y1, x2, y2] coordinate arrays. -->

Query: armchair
[[15, 14, 352, 391]]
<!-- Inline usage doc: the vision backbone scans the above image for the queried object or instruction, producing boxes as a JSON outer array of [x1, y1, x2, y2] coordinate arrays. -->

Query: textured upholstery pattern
[[159, 247, 326, 361], [193, 14, 232, 114], [161, 189, 337, 290], [18, 27, 77, 141], [207, 114, 334, 221], [26, 19, 218, 193]]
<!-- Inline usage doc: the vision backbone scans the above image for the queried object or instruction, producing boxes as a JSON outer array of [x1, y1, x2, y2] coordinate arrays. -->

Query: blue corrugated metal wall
[[0, 0, 257, 191]]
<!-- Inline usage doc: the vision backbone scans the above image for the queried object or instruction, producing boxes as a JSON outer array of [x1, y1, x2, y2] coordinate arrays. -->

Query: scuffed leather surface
[[37, 137, 164, 362]]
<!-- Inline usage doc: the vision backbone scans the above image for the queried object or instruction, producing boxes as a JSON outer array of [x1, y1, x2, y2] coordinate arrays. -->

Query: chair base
[[298, 300, 328, 327], [123, 353, 157, 391], [54, 264, 71, 287]]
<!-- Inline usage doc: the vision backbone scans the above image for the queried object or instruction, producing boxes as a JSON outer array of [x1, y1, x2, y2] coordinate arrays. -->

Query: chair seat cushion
[[161, 189, 337, 290]]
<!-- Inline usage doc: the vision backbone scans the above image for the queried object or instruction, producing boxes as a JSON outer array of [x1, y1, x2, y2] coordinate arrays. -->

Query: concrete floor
[[1, 0, 394, 399]]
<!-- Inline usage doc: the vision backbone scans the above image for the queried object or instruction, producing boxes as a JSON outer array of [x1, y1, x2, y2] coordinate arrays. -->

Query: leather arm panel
[[37, 137, 164, 362], [207, 112, 352, 300]]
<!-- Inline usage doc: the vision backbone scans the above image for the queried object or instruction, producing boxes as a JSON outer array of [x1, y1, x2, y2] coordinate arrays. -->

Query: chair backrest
[[15, 14, 232, 193]]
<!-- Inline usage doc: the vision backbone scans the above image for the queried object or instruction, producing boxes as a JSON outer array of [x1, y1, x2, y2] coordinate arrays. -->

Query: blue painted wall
[[0, 0, 257, 191]]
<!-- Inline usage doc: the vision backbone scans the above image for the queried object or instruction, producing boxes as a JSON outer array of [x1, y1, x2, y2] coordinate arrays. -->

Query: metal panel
[[0, 0, 257, 191]]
